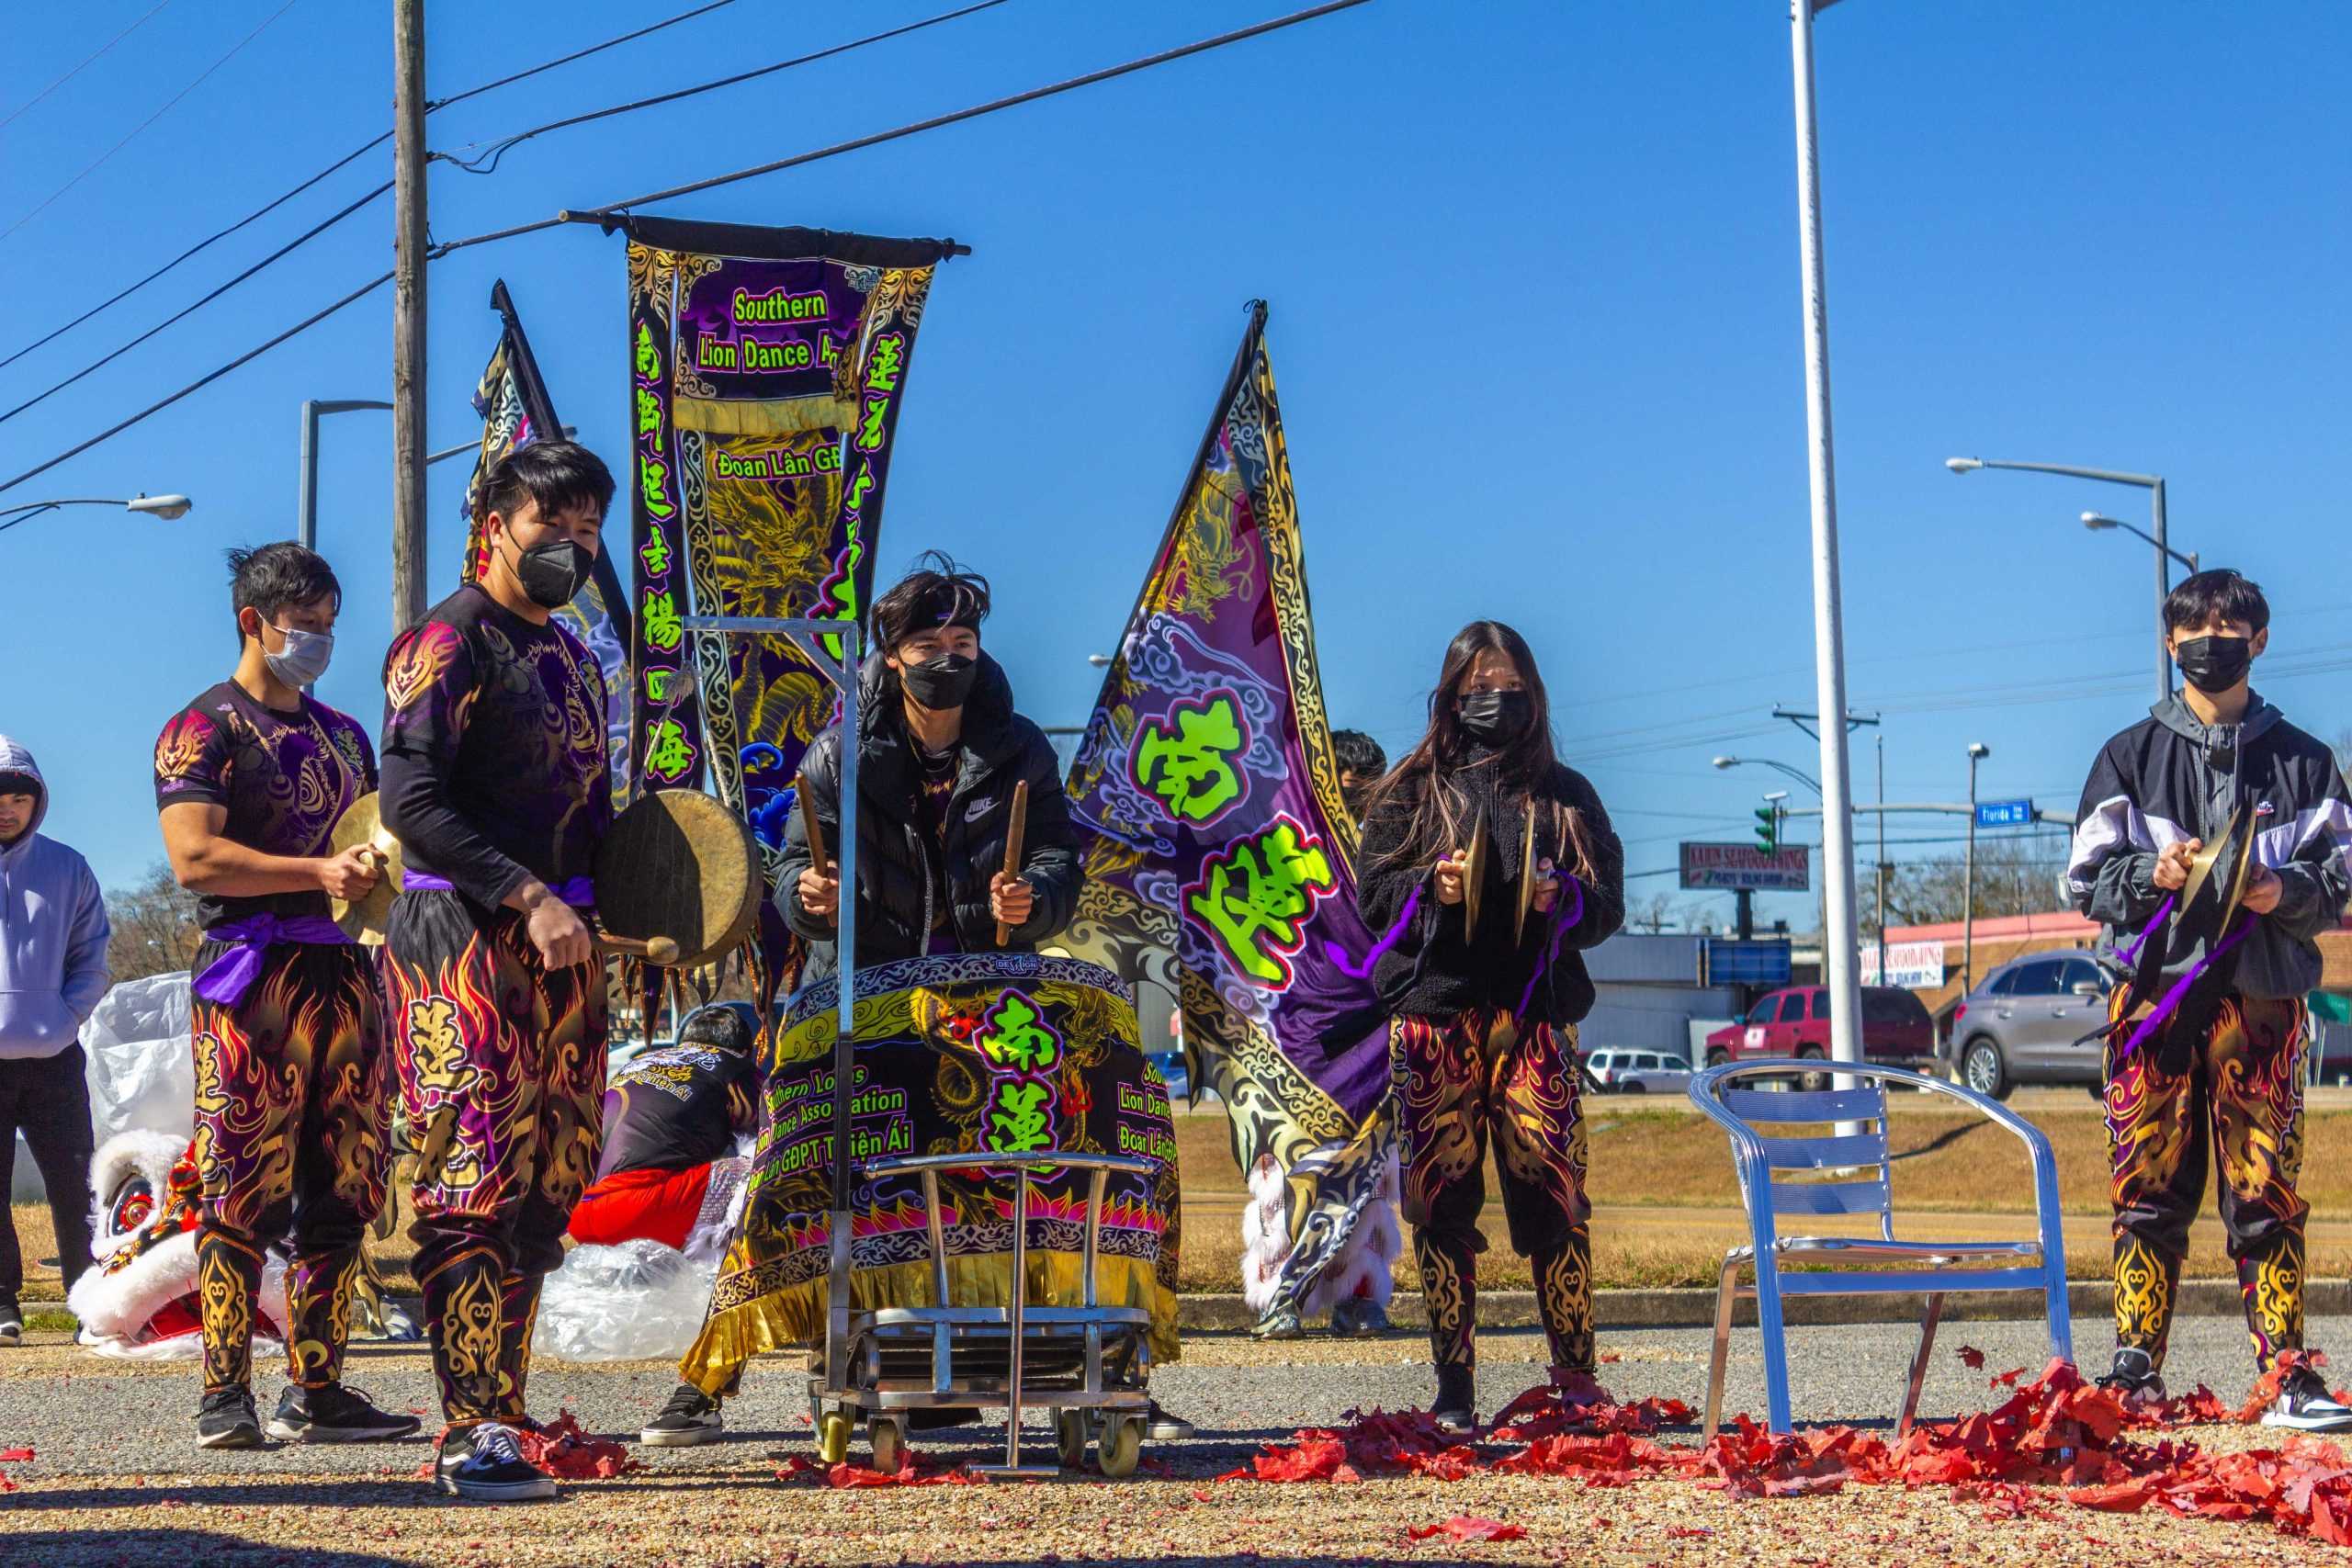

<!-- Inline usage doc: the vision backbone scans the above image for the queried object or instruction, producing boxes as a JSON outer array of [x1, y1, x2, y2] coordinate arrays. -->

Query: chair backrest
[[1701, 1071, 1895, 1239]]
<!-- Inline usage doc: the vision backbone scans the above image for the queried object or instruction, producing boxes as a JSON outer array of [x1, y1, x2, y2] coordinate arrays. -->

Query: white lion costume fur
[[66, 1129, 288, 1360], [1239, 1147, 1401, 1319]]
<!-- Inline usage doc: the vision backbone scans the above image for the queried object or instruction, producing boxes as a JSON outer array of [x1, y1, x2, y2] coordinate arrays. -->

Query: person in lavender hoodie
[[0, 735, 109, 1347]]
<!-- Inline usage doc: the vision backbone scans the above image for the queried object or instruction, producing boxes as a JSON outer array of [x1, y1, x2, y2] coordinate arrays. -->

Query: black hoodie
[[776, 651, 1081, 982]]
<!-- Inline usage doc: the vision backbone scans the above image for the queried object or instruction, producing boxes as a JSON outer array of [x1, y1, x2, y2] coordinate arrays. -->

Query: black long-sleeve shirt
[[1354, 759, 1625, 1029], [379, 583, 611, 909]]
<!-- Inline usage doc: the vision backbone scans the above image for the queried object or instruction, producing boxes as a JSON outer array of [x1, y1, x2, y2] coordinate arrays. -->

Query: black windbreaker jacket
[[2067, 693, 2350, 1001], [777, 651, 1081, 982]]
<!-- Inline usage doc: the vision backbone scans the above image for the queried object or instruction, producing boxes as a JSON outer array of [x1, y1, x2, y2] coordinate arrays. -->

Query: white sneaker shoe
[[437, 1422, 556, 1502], [2263, 1367, 2352, 1433]]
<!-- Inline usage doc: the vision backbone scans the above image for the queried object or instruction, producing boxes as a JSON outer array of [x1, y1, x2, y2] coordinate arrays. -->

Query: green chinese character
[[644, 716, 695, 782], [642, 589, 683, 652], [987, 1080, 1056, 1156], [639, 455, 675, 520], [855, 393, 890, 454], [1132, 694, 1246, 823], [976, 991, 1062, 1074], [866, 333, 904, 393], [639, 530, 673, 578], [634, 321, 661, 382], [643, 669, 673, 703], [1187, 818, 1337, 987], [635, 386, 663, 436], [845, 460, 875, 512]]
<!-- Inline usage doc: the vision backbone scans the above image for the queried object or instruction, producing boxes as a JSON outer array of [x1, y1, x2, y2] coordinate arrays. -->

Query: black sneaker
[[2262, 1365, 2352, 1434], [1329, 1297, 1391, 1338], [2096, 1347, 2167, 1407], [639, 1382, 725, 1448], [436, 1422, 555, 1502], [197, 1386, 265, 1450], [0, 1303, 21, 1348], [1143, 1399, 1196, 1441], [268, 1383, 423, 1444], [1430, 1366, 1476, 1438]]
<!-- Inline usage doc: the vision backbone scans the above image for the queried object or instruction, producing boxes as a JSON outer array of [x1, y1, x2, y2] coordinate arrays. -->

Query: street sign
[[1861, 940, 1947, 988], [1704, 937, 1794, 987], [1975, 798, 2032, 829], [1679, 841, 1812, 892]]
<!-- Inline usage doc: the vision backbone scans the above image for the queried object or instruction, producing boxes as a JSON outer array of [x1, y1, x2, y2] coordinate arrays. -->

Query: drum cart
[[684, 614, 1159, 1479]]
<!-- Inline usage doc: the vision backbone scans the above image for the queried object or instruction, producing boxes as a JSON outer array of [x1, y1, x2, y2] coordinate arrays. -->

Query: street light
[[1713, 754, 1823, 795], [1945, 456, 2172, 701], [299, 398, 499, 553], [0, 492, 194, 535], [1087, 653, 1114, 668], [2084, 512, 2199, 575], [1963, 741, 1990, 991]]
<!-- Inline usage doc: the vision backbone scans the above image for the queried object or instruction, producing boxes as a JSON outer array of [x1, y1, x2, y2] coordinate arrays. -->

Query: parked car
[[1615, 1058, 1694, 1097], [1585, 1048, 1691, 1093], [1946, 951, 2118, 1100], [1702, 985, 1936, 1089]]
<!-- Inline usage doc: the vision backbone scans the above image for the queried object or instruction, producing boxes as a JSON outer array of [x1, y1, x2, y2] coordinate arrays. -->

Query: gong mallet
[[597, 931, 681, 964], [996, 779, 1030, 947]]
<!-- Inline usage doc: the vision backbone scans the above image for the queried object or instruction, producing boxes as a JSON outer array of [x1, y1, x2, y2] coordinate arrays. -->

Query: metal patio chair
[[1687, 1059, 2070, 1438]]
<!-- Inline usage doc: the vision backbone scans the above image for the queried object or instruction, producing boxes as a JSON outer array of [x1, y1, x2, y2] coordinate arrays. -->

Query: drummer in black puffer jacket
[[776, 554, 1081, 978]]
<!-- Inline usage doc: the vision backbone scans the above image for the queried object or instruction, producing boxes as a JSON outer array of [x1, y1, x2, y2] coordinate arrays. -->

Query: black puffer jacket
[[778, 652, 1081, 981]]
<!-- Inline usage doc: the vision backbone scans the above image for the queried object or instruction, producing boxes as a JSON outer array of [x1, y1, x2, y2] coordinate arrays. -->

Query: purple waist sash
[[194, 915, 354, 1007], [403, 873, 596, 908]]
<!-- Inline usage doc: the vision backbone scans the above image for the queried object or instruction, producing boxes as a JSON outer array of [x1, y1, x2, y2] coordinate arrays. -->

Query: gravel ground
[[5, 1313, 2350, 1563]]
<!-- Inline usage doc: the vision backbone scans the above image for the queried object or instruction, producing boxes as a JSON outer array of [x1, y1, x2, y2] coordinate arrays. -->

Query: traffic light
[[1754, 805, 1778, 853]]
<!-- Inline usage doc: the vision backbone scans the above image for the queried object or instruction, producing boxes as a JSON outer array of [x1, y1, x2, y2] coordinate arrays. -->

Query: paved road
[[0, 1309, 2324, 1478]]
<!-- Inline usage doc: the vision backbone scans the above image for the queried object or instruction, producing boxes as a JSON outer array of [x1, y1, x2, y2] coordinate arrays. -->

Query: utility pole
[[391, 0, 429, 632], [1963, 742, 1989, 990]]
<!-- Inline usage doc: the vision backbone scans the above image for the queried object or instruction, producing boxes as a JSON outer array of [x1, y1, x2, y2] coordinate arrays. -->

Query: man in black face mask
[[2068, 569, 2352, 1430], [379, 440, 621, 1500], [780, 554, 1081, 975]]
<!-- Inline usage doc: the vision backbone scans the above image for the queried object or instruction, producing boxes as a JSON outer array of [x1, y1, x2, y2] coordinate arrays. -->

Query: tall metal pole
[[298, 400, 321, 555], [1962, 751, 1979, 990], [1788, 0, 1864, 1077], [2151, 478, 2172, 703], [391, 0, 429, 632], [1874, 733, 1886, 940]]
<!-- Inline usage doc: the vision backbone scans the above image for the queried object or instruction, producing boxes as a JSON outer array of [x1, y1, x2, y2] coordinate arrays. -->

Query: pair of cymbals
[[2177, 806, 2258, 936], [328, 792, 404, 943], [1458, 806, 1544, 945]]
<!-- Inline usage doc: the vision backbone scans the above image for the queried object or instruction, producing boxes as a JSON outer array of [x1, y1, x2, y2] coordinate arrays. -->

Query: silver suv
[[1948, 951, 2118, 1099]]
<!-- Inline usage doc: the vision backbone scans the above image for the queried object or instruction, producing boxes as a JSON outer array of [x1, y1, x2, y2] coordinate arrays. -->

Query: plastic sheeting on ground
[[13, 971, 193, 1202], [536, 1239, 717, 1362]]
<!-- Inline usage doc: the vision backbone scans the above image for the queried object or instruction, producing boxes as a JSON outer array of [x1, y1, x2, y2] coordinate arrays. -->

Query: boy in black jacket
[[2067, 570, 2352, 1430]]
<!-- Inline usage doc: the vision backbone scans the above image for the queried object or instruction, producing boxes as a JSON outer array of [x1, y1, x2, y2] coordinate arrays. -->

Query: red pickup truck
[[1702, 985, 1937, 1088]]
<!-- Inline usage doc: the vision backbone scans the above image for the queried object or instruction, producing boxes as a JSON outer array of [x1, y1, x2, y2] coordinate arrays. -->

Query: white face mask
[[264, 624, 334, 688]]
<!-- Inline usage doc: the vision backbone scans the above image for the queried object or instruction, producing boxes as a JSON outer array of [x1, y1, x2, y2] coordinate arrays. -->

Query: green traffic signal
[[1754, 806, 1778, 853]]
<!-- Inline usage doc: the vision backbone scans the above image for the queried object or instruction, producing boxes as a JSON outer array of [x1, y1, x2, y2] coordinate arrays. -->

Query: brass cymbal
[[1514, 807, 1540, 945], [327, 791, 404, 944], [2216, 819, 2260, 932], [1462, 803, 1490, 942], [2176, 807, 2242, 918]]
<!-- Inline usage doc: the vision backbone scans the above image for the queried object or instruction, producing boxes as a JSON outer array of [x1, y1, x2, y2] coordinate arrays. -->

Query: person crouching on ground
[[569, 1002, 760, 1261], [1354, 621, 1625, 1435]]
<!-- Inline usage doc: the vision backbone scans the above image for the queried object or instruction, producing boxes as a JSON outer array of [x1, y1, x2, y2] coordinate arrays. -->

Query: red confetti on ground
[[515, 1412, 636, 1480], [0, 1443, 26, 1494], [1220, 1359, 2352, 1548], [1408, 1516, 1526, 1542], [1956, 1346, 1986, 1370], [775, 1452, 985, 1488]]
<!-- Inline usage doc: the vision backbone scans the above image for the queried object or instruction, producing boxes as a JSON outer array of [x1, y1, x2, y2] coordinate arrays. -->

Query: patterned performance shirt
[[153, 681, 377, 929], [594, 1043, 759, 1182], [379, 583, 613, 909]]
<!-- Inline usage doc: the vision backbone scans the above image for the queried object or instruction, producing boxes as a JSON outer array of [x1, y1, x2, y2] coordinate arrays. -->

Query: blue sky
[[2, 0, 2346, 932]]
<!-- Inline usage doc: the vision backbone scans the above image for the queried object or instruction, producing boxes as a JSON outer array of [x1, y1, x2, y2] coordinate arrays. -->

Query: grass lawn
[[18, 1098, 2348, 1304]]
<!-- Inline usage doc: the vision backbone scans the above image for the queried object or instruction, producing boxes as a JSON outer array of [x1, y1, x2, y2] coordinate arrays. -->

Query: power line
[[0, 179, 390, 429], [0, 0, 302, 245], [429, 0, 741, 112], [437, 0, 1012, 175], [0, 0, 178, 130], [434, 0, 1380, 254]]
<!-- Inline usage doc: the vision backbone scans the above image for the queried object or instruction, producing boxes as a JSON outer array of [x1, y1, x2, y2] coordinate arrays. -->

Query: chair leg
[[1898, 1292, 1944, 1439], [1755, 1258, 1793, 1435], [1703, 1254, 1740, 1442], [2044, 1260, 2074, 1368]]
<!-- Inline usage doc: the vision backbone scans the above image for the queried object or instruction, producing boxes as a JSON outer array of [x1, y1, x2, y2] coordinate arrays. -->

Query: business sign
[[1703, 937, 1794, 987], [1975, 798, 2033, 829], [1861, 940, 1947, 988], [1679, 841, 1812, 893]]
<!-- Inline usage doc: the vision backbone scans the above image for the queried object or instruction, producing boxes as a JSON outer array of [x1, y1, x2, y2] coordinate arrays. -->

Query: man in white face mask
[[154, 541, 410, 1451]]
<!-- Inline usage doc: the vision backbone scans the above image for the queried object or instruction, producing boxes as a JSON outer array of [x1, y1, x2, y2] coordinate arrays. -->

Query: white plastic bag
[[535, 1239, 715, 1362], [13, 972, 193, 1201]]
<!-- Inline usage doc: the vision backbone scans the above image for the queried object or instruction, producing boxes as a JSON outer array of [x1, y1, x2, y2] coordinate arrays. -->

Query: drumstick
[[597, 932, 680, 964], [996, 779, 1030, 947], [796, 777, 831, 874]]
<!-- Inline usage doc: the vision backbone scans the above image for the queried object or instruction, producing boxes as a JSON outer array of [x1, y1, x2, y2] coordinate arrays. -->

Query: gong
[[594, 789, 762, 969]]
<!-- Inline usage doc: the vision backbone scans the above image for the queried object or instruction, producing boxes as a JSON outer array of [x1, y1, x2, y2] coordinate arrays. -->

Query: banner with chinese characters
[[459, 279, 635, 804], [678, 953, 1181, 1391], [1064, 305, 1392, 1323], [620, 219, 958, 879]]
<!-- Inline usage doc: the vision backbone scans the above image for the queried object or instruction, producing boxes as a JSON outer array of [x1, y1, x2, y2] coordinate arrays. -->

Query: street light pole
[[1963, 741, 1989, 990], [391, 0, 429, 633], [1788, 0, 1865, 1083], [0, 493, 193, 536], [300, 400, 392, 553]]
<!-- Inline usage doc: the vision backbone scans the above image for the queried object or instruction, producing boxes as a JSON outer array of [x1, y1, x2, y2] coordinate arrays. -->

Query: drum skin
[[595, 789, 763, 968]]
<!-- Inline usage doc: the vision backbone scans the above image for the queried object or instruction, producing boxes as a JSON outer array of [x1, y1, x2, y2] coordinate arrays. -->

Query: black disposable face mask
[[505, 535, 591, 609], [1457, 689, 1532, 744], [2175, 635, 2253, 695], [901, 652, 978, 710]]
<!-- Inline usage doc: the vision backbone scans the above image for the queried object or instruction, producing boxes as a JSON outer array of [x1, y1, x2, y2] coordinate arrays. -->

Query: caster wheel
[[868, 1416, 905, 1475], [1055, 1408, 1091, 1469], [1098, 1414, 1141, 1479], [816, 1409, 853, 1465]]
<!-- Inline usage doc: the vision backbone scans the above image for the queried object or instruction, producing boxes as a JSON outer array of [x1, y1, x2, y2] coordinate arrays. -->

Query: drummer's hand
[[518, 884, 594, 969], [1433, 852, 1468, 907], [1532, 856, 1563, 914], [2153, 839, 2200, 892], [990, 873, 1035, 929], [797, 864, 841, 925], [2243, 864, 2284, 916], [316, 846, 380, 901]]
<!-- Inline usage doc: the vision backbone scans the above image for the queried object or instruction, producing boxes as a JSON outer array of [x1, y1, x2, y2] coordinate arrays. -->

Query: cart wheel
[[816, 1409, 853, 1465], [1055, 1408, 1091, 1469], [868, 1416, 905, 1476], [1098, 1414, 1142, 1479]]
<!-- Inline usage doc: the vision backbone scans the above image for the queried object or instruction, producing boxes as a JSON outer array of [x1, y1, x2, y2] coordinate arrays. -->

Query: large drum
[[683, 953, 1182, 1388]]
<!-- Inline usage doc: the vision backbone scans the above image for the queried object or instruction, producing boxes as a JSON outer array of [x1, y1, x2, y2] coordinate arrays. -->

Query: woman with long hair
[[1355, 621, 1625, 1432]]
